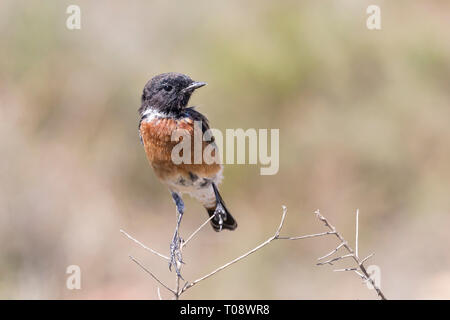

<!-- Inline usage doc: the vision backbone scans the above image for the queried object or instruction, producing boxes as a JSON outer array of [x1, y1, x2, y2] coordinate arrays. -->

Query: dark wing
[[182, 107, 214, 141]]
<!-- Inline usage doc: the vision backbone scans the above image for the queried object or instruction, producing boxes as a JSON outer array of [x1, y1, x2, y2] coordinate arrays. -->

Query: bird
[[138, 72, 237, 273]]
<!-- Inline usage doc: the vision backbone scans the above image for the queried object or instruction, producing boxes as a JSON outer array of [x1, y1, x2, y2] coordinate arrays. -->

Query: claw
[[169, 234, 184, 279], [214, 203, 226, 231]]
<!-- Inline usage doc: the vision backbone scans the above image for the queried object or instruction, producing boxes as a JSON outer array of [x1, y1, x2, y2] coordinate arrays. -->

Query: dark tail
[[206, 184, 237, 232]]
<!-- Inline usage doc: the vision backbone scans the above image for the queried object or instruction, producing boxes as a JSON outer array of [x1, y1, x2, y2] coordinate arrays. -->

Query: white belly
[[167, 169, 223, 209]]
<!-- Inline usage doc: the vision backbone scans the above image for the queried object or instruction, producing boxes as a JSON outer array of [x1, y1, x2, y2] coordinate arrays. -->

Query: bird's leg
[[170, 192, 184, 278], [212, 183, 226, 232]]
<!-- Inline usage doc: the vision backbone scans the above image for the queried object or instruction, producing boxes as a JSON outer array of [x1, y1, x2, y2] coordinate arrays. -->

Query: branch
[[123, 205, 333, 299], [121, 206, 387, 300], [120, 229, 169, 261], [355, 209, 359, 258], [317, 242, 346, 260], [314, 210, 387, 300], [180, 205, 290, 294], [129, 255, 175, 295], [317, 253, 353, 266], [181, 213, 217, 249], [277, 231, 335, 240]]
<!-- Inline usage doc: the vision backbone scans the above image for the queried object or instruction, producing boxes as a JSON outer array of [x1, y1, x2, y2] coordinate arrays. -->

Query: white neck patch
[[141, 108, 167, 122]]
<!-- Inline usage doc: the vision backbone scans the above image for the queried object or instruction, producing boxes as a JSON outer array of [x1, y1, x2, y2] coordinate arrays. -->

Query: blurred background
[[1, 0, 450, 299]]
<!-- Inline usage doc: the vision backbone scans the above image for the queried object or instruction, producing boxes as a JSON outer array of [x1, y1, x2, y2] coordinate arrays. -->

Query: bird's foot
[[213, 203, 227, 232], [169, 234, 184, 279], [169, 191, 185, 278]]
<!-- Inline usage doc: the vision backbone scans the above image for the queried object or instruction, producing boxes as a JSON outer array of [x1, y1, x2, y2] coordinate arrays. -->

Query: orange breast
[[139, 116, 221, 181]]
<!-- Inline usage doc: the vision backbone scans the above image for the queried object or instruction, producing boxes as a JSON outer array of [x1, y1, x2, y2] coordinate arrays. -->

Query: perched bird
[[138, 73, 237, 272]]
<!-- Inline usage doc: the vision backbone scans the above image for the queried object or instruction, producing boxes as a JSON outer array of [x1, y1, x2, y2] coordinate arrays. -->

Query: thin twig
[[121, 229, 169, 260], [354, 270, 368, 280], [277, 231, 335, 240], [360, 253, 374, 265], [314, 210, 387, 300], [174, 270, 181, 300], [157, 287, 162, 300], [181, 213, 216, 249], [317, 253, 353, 266], [182, 234, 275, 293], [317, 242, 346, 261], [179, 206, 335, 295], [180, 206, 289, 294], [334, 267, 358, 272], [129, 255, 175, 294], [355, 209, 359, 258]]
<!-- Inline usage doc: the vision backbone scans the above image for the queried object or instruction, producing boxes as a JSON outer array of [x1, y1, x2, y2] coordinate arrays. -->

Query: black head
[[139, 73, 206, 116]]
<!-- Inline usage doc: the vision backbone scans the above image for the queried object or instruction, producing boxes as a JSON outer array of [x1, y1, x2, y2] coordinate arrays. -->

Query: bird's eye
[[163, 85, 173, 92]]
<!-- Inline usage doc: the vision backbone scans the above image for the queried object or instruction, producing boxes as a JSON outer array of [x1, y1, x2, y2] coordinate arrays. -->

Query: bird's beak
[[181, 81, 207, 93]]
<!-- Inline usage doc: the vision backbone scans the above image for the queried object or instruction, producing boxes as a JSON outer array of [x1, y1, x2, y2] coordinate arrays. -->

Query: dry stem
[[315, 209, 386, 300], [121, 206, 387, 300]]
